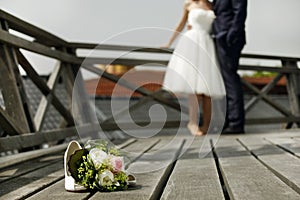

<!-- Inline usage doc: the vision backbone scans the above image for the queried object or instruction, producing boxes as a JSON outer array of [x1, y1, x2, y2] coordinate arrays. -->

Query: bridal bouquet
[[68, 140, 132, 192]]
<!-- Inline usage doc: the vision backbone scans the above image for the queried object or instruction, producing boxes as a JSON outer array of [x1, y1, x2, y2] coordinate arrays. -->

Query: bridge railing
[[69, 42, 300, 127], [0, 9, 299, 154]]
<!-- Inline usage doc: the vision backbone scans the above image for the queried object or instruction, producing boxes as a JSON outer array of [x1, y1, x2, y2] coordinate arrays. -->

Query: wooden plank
[[245, 73, 285, 112], [267, 138, 300, 158], [283, 60, 300, 128], [0, 48, 29, 134], [34, 61, 63, 131], [246, 116, 300, 125], [253, 130, 300, 138], [26, 179, 91, 200], [69, 42, 173, 54], [89, 137, 185, 200], [100, 120, 184, 131], [0, 30, 167, 67], [1, 20, 35, 132], [0, 151, 63, 183], [0, 138, 134, 199], [26, 138, 159, 200], [0, 128, 75, 152], [0, 141, 86, 199], [0, 9, 67, 47], [69, 42, 300, 62], [0, 138, 136, 182], [265, 137, 300, 158], [0, 123, 99, 152], [161, 137, 225, 200], [239, 137, 300, 194], [2, 134, 300, 199], [0, 168, 63, 200], [118, 138, 161, 167], [0, 143, 68, 169], [239, 65, 300, 74], [0, 106, 23, 135], [60, 47, 94, 126], [16, 50, 74, 125], [63, 61, 95, 126], [241, 53, 299, 61], [0, 29, 81, 63], [212, 131, 300, 141], [60, 63, 76, 122], [214, 137, 300, 200], [81, 56, 168, 66], [242, 78, 294, 117]]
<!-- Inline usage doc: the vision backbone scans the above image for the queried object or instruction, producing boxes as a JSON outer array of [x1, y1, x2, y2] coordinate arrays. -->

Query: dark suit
[[213, 0, 247, 131]]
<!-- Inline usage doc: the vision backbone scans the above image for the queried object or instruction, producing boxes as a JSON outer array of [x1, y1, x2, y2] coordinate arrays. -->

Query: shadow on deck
[[1, 131, 300, 199]]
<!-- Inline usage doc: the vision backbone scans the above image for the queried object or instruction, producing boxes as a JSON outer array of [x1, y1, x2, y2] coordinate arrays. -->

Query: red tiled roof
[[85, 70, 164, 97], [85, 71, 287, 97]]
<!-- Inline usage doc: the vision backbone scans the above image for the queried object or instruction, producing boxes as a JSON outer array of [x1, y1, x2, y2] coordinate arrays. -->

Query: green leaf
[[68, 149, 88, 182]]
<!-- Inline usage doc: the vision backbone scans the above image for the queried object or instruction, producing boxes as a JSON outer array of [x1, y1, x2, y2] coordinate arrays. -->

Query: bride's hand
[[160, 44, 171, 49]]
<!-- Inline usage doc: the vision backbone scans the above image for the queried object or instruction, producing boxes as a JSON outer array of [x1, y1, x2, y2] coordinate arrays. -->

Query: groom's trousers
[[215, 38, 245, 130]]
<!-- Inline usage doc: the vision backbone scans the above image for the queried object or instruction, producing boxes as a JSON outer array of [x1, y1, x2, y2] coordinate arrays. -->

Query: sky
[[0, 0, 300, 77]]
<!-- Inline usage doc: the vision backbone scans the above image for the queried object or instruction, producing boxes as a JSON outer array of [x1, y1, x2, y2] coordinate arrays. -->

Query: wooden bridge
[[0, 9, 300, 200]]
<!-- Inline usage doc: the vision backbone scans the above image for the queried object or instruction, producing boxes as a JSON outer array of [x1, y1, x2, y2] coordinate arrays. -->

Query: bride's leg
[[199, 95, 211, 134], [188, 94, 202, 135]]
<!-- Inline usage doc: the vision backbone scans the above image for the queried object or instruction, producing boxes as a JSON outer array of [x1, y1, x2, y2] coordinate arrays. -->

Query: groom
[[212, 0, 248, 133]]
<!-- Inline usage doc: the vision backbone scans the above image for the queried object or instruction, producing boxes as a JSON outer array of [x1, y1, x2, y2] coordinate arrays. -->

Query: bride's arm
[[161, 6, 189, 48]]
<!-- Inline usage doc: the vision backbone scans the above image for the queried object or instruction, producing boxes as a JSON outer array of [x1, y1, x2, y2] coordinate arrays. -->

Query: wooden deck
[[0, 8, 300, 200], [1, 130, 300, 200]]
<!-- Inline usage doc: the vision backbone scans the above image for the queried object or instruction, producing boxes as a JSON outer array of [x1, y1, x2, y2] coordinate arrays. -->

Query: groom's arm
[[227, 0, 247, 46]]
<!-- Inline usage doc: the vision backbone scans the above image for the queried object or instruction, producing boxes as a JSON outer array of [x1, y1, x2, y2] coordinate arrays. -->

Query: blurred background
[[1, 0, 299, 78]]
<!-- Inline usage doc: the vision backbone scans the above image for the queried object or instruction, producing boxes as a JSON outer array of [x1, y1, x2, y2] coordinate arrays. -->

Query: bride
[[162, 0, 225, 136]]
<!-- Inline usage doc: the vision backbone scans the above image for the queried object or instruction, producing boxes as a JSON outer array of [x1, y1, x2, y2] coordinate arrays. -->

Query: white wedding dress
[[163, 9, 226, 97]]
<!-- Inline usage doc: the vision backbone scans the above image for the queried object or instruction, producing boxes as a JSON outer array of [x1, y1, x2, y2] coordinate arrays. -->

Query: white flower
[[110, 156, 125, 172], [89, 148, 108, 170], [99, 170, 114, 186]]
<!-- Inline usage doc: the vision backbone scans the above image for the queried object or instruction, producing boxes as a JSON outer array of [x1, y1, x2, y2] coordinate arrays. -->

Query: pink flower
[[110, 156, 124, 172]]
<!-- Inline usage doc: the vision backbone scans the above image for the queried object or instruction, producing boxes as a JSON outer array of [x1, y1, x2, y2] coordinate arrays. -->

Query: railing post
[[0, 19, 34, 134], [62, 47, 96, 128], [282, 59, 300, 128]]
